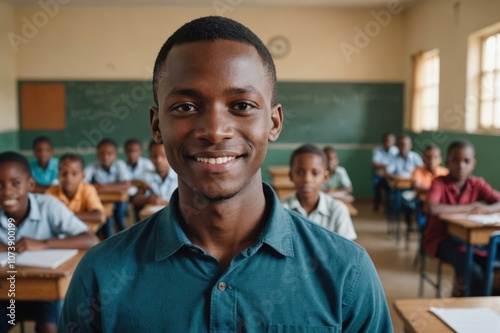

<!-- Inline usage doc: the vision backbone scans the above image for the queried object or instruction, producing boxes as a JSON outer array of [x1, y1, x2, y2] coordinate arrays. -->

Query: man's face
[[423, 148, 441, 172], [59, 159, 85, 196], [33, 141, 53, 167], [151, 40, 282, 201]]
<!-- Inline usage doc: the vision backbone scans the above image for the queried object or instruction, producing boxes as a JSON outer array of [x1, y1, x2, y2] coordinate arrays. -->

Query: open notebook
[[0, 249, 78, 269]]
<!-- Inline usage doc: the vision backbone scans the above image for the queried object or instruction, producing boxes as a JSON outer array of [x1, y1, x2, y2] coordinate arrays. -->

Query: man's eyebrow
[[224, 87, 263, 96], [167, 88, 200, 97]]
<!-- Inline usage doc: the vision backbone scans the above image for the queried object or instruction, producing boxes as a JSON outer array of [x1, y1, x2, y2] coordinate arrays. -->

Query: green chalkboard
[[19, 81, 403, 150], [276, 82, 403, 143], [19, 81, 155, 151]]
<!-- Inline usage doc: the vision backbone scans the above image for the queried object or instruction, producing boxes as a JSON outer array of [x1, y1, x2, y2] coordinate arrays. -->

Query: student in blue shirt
[[84, 138, 132, 237], [0, 151, 98, 333], [132, 140, 178, 210], [386, 135, 423, 180], [372, 132, 398, 212], [30, 136, 58, 193], [60, 16, 392, 333], [124, 138, 155, 180]]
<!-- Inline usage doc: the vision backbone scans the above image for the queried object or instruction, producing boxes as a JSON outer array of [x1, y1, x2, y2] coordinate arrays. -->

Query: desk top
[[97, 188, 129, 203], [394, 297, 500, 333], [0, 250, 84, 279], [390, 178, 413, 189], [439, 213, 500, 245]]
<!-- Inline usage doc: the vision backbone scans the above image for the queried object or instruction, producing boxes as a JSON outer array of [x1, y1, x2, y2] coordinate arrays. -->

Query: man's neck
[[178, 180, 267, 270]]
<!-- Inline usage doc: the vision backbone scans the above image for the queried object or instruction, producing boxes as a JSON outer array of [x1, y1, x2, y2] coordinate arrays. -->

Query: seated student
[[0, 151, 98, 333], [132, 140, 178, 210], [46, 153, 105, 224], [411, 144, 449, 196], [424, 140, 500, 296], [282, 144, 357, 241], [322, 146, 353, 194], [84, 138, 132, 237], [372, 132, 398, 211], [386, 135, 423, 181], [30, 136, 58, 193], [124, 138, 155, 181]]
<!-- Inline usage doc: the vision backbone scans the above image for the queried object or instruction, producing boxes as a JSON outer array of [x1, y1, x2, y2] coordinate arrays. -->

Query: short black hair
[[382, 132, 394, 139], [97, 138, 118, 150], [59, 153, 85, 170], [424, 143, 440, 153], [148, 139, 162, 151], [152, 16, 277, 106], [32, 136, 53, 149], [323, 146, 337, 154], [0, 151, 32, 177], [447, 139, 475, 158], [289, 144, 327, 169], [124, 138, 142, 149]]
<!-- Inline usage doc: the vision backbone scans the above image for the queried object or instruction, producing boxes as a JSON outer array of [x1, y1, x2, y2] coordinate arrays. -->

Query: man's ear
[[150, 106, 163, 144], [268, 104, 283, 142]]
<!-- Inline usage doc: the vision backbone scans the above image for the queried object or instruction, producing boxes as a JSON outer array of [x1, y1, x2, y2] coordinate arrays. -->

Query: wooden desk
[[97, 188, 129, 204], [0, 251, 85, 301], [394, 297, 500, 333], [268, 166, 293, 200], [138, 204, 166, 220], [389, 178, 413, 190], [440, 213, 500, 296]]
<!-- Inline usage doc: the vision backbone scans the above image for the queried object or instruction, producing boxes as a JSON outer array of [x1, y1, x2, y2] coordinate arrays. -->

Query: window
[[411, 49, 440, 132], [479, 31, 500, 129]]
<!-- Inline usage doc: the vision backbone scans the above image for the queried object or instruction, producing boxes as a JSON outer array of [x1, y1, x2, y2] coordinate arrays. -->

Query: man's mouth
[[2, 199, 18, 207], [196, 156, 237, 165]]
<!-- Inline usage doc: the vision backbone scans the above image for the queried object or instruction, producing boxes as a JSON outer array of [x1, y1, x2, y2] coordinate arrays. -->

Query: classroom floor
[[14, 201, 454, 333]]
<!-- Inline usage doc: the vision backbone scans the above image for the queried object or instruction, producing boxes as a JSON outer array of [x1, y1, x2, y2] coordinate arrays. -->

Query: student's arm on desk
[[15, 232, 98, 253], [132, 190, 168, 207], [424, 201, 481, 216], [93, 181, 131, 191], [76, 210, 103, 223]]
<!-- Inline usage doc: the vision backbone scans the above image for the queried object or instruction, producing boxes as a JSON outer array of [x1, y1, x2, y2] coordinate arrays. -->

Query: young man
[[283, 144, 357, 241], [0, 151, 98, 333], [386, 135, 423, 181], [60, 16, 392, 332], [424, 140, 500, 296]]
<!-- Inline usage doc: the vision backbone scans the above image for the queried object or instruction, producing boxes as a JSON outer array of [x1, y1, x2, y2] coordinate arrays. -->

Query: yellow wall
[[404, 0, 500, 131], [14, 6, 405, 81], [0, 1, 18, 132]]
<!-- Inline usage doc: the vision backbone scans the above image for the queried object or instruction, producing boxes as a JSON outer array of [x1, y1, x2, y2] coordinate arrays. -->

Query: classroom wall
[[404, 0, 500, 131], [14, 6, 405, 81], [0, 1, 19, 151]]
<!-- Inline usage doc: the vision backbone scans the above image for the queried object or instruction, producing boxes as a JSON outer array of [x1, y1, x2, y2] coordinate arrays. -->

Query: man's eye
[[233, 102, 254, 111], [172, 104, 196, 112]]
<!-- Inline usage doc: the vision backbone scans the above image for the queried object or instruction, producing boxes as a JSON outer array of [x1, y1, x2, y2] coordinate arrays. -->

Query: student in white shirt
[[372, 132, 398, 212]]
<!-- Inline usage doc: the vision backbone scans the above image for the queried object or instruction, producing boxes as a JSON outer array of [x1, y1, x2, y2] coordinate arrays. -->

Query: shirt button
[[218, 282, 227, 291]]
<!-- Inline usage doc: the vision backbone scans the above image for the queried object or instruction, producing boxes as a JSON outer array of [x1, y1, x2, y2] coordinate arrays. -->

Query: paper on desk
[[429, 307, 500, 333], [444, 213, 500, 225], [0, 249, 78, 269]]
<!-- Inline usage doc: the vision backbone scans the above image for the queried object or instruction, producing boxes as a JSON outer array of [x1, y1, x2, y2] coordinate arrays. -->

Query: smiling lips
[[2, 199, 18, 207], [196, 156, 236, 165]]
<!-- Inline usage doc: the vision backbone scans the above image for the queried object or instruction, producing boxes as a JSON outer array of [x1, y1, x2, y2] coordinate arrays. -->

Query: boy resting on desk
[[131, 140, 178, 210], [59, 16, 390, 332], [283, 144, 357, 241], [322, 146, 353, 194], [30, 136, 58, 193], [84, 138, 131, 237], [424, 139, 500, 296], [46, 153, 105, 224], [0, 151, 98, 333]]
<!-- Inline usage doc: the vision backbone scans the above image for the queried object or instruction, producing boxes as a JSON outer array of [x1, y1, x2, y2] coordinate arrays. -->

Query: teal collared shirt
[[59, 184, 392, 333], [30, 157, 58, 186]]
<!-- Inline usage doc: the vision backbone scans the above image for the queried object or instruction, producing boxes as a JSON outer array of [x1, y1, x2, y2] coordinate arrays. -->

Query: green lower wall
[[0, 131, 19, 151]]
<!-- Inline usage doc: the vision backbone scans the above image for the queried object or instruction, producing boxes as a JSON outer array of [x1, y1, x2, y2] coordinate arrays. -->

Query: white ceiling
[[7, 0, 410, 8]]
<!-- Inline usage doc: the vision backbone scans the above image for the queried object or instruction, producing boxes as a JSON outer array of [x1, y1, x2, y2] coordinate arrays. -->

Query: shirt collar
[[287, 192, 329, 217], [154, 183, 294, 262]]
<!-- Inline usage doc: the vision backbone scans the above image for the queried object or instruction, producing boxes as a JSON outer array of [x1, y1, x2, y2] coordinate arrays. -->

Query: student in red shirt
[[424, 139, 500, 296]]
